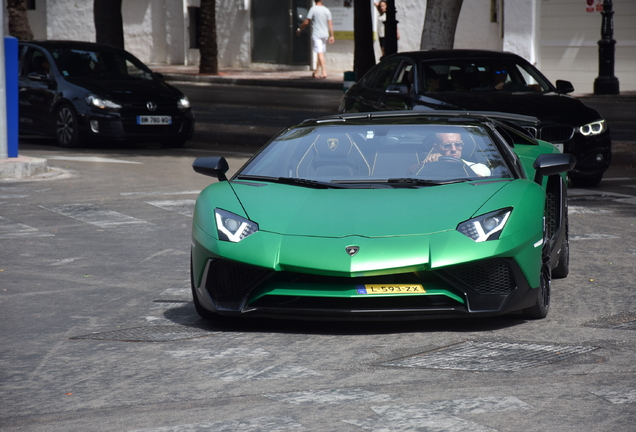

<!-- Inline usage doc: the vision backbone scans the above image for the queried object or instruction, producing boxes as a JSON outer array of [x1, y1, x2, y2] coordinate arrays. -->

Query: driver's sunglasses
[[439, 141, 464, 150]]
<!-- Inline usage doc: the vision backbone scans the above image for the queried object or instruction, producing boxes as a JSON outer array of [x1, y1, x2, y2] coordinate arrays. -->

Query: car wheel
[[552, 218, 569, 279], [55, 104, 81, 147], [524, 249, 551, 319], [190, 255, 220, 320], [570, 172, 603, 188]]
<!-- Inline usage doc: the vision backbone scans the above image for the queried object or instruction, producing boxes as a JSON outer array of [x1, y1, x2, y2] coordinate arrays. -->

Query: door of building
[[252, 0, 310, 65]]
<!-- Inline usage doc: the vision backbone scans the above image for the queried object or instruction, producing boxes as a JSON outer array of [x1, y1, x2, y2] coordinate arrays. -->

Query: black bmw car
[[339, 50, 611, 186], [18, 40, 194, 148]]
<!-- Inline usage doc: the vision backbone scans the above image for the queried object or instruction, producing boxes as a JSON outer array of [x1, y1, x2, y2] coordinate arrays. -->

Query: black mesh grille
[[205, 260, 270, 302], [539, 126, 574, 143], [444, 259, 515, 295], [546, 192, 557, 238]]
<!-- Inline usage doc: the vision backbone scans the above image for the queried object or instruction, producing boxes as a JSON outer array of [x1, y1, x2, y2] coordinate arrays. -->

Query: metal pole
[[593, 0, 620, 95], [383, 0, 398, 56], [0, 3, 8, 159]]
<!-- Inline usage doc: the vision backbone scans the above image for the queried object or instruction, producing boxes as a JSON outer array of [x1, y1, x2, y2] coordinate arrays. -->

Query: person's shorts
[[312, 37, 328, 53]]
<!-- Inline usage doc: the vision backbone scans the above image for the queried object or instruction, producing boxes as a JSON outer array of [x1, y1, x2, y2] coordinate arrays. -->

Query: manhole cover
[[70, 325, 217, 342], [584, 312, 636, 330], [381, 341, 598, 372]]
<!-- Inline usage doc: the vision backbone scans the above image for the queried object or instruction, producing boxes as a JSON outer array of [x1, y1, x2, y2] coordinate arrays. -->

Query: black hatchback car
[[340, 50, 611, 186], [18, 40, 194, 148]]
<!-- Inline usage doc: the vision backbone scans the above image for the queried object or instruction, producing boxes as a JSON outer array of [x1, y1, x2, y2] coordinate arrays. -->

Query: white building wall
[[455, 0, 503, 52], [540, 0, 636, 94]]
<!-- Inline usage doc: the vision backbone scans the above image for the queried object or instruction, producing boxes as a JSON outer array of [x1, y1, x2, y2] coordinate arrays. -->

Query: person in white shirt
[[414, 133, 492, 177], [296, 0, 335, 79]]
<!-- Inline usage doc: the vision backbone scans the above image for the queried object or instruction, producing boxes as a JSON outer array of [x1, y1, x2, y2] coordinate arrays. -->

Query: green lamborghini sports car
[[191, 111, 575, 321]]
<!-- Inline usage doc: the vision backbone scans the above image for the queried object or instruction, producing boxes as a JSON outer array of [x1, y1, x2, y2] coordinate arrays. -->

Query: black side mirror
[[555, 80, 575, 94], [27, 72, 51, 82], [192, 156, 229, 181], [533, 153, 576, 184], [385, 84, 409, 95]]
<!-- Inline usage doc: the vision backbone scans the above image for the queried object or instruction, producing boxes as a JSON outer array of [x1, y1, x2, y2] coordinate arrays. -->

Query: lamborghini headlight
[[578, 120, 606, 136], [457, 208, 512, 242], [215, 209, 258, 243]]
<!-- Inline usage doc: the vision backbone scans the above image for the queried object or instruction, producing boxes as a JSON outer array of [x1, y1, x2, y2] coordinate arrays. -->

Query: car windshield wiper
[[331, 178, 471, 187], [235, 175, 349, 189]]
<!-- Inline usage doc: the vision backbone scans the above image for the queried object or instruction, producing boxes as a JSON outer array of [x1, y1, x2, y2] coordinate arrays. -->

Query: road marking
[[591, 388, 636, 404], [40, 204, 152, 228], [569, 206, 613, 214], [127, 416, 306, 432], [265, 388, 395, 405], [166, 348, 270, 360], [344, 396, 531, 432], [571, 233, 620, 241], [0, 216, 54, 239], [43, 156, 143, 164], [48, 257, 82, 266], [145, 200, 195, 217], [121, 190, 200, 196], [205, 365, 322, 382]]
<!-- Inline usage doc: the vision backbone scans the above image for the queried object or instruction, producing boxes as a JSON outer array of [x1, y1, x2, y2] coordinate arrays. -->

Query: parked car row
[[18, 40, 194, 148]]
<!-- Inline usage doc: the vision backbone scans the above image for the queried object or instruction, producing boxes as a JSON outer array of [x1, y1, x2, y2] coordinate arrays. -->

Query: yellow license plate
[[356, 284, 425, 294]]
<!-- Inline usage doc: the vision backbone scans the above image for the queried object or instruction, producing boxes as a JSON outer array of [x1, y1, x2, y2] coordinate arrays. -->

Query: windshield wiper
[[386, 177, 471, 186], [235, 175, 348, 189], [330, 178, 470, 187]]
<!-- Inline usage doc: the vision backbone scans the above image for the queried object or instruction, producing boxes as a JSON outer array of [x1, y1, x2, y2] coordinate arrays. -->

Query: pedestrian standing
[[296, 0, 335, 79]]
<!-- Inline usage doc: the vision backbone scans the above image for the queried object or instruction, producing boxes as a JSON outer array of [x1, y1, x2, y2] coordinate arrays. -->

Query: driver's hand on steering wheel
[[422, 152, 443, 163]]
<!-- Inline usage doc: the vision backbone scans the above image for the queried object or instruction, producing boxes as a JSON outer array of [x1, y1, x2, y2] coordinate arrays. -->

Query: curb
[[0, 156, 48, 180], [160, 73, 344, 91]]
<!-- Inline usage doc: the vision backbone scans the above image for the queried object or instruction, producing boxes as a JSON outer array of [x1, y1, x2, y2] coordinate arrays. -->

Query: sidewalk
[[150, 64, 345, 90]]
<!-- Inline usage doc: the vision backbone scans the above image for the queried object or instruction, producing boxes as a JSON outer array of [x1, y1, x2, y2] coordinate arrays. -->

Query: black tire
[[570, 172, 603, 188], [55, 104, 81, 147], [190, 255, 220, 320], [552, 219, 569, 279], [524, 257, 551, 319]]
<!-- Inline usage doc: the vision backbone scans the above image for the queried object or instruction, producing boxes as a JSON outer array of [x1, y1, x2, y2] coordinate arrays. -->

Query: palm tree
[[7, 0, 33, 40]]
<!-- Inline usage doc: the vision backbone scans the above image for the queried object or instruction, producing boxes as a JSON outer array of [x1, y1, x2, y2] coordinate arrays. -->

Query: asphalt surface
[[1, 79, 635, 431]]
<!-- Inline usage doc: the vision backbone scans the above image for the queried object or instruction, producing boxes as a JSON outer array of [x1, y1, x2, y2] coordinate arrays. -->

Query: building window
[[26, 0, 36, 10], [188, 7, 201, 49]]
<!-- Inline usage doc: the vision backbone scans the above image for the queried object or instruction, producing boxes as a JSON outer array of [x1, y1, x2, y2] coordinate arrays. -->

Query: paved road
[[2, 85, 636, 431]]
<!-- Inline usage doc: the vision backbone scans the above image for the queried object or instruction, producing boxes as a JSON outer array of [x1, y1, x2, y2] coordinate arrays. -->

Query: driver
[[412, 132, 491, 177]]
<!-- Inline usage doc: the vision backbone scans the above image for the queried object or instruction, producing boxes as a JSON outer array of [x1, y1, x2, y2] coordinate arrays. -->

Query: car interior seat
[[295, 133, 371, 178]]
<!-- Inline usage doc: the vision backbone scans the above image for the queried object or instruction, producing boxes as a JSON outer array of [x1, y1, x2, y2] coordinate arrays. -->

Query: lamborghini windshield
[[238, 123, 513, 183]]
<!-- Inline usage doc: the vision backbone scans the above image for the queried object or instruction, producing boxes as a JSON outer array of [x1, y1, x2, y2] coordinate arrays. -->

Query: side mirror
[[385, 84, 409, 95], [555, 80, 575, 94], [192, 156, 229, 181], [27, 72, 51, 82], [533, 153, 576, 184]]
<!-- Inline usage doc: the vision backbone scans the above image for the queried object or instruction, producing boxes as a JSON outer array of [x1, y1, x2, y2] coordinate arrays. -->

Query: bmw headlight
[[215, 209, 258, 243], [578, 120, 606, 136], [86, 95, 122, 110], [457, 208, 512, 242], [177, 96, 191, 110]]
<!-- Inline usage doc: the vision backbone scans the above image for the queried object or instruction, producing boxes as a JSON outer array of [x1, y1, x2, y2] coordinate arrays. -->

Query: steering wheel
[[437, 156, 463, 163]]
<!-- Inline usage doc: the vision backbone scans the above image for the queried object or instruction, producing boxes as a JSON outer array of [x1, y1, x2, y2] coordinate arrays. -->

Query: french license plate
[[356, 284, 425, 295], [554, 143, 564, 153], [137, 115, 172, 125]]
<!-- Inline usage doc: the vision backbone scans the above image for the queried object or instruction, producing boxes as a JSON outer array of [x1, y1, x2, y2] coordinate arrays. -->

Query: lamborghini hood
[[232, 180, 510, 238]]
